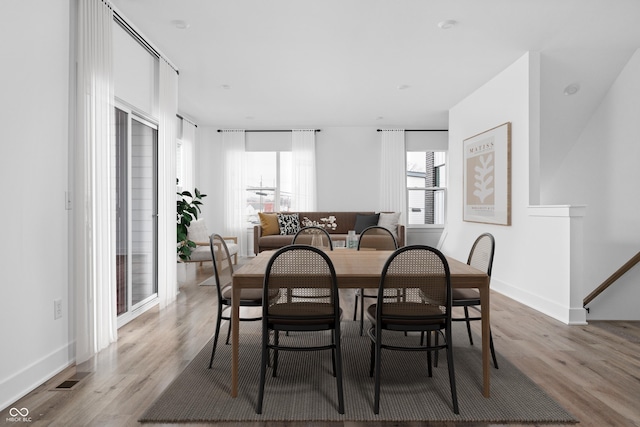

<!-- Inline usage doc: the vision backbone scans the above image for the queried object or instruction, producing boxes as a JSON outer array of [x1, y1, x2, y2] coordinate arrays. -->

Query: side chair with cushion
[[256, 245, 345, 415], [207, 233, 262, 369], [453, 232, 499, 368], [183, 219, 239, 272], [353, 225, 398, 335], [367, 245, 459, 415]]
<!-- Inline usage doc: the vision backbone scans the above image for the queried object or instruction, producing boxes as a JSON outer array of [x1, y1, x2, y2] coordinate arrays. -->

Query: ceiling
[[110, 0, 640, 129]]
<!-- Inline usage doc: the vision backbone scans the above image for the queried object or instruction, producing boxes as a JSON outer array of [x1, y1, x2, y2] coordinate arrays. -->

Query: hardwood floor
[[9, 260, 640, 426]]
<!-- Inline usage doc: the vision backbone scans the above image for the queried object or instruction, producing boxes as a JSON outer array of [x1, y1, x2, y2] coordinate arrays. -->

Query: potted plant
[[177, 183, 207, 261]]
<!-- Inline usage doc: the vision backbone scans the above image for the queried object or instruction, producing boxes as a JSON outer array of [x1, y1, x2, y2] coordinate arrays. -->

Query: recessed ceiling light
[[438, 20, 457, 29], [171, 20, 190, 30], [563, 83, 580, 96], [397, 84, 410, 90]]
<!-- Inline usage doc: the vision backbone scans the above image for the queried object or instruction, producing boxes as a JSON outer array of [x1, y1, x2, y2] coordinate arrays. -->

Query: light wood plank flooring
[[8, 260, 640, 426]]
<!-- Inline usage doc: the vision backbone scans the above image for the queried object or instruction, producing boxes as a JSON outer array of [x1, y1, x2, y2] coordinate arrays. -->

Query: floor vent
[[52, 372, 90, 391], [54, 380, 80, 389]]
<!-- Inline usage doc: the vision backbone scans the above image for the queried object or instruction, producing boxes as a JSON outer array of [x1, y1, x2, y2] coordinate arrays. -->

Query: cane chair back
[[353, 225, 399, 335], [292, 226, 333, 250], [358, 225, 398, 251]]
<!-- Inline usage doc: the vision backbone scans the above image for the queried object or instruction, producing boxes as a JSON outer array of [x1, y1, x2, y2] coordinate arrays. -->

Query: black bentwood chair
[[256, 245, 344, 414], [292, 226, 334, 250], [367, 245, 459, 415], [290, 226, 334, 304], [452, 232, 499, 368], [353, 225, 398, 335], [207, 233, 263, 369]]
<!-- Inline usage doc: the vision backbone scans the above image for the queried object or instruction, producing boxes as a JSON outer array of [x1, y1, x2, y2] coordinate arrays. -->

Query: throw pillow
[[377, 212, 401, 239], [258, 212, 280, 236], [354, 213, 380, 234], [277, 213, 300, 235]]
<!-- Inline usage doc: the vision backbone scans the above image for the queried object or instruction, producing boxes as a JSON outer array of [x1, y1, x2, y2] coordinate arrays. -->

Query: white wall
[[0, 0, 73, 410], [113, 23, 157, 116], [543, 49, 640, 320], [446, 52, 587, 325]]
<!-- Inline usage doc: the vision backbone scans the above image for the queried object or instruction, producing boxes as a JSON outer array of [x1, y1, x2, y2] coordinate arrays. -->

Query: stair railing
[[583, 251, 640, 309]]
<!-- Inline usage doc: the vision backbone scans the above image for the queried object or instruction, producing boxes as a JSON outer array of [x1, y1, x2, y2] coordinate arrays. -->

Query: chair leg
[[353, 290, 359, 321], [334, 329, 345, 414], [256, 324, 269, 414], [464, 306, 474, 345], [331, 331, 336, 377], [369, 339, 375, 377], [373, 336, 382, 414], [359, 291, 365, 336], [426, 331, 433, 377], [272, 330, 279, 377], [225, 317, 232, 345], [445, 328, 459, 414], [490, 329, 499, 369], [434, 332, 439, 367], [208, 308, 223, 369]]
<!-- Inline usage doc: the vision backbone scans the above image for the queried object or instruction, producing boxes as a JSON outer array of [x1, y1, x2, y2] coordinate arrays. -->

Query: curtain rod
[[377, 129, 448, 132], [113, 10, 179, 74], [217, 129, 321, 133], [176, 114, 197, 128]]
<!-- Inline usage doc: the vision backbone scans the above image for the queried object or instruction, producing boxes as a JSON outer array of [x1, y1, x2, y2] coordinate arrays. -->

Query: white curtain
[[291, 130, 317, 211], [221, 130, 246, 254], [178, 118, 195, 193], [379, 129, 407, 221], [158, 58, 179, 309], [75, 0, 116, 363]]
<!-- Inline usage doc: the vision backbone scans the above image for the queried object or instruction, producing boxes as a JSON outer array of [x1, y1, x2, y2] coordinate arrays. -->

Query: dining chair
[[367, 245, 459, 415], [207, 233, 263, 369], [256, 245, 345, 415], [290, 226, 334, 304], [353, 225, 398, 335], [292, 226, 333, 250], [452, 232, 499, 368]]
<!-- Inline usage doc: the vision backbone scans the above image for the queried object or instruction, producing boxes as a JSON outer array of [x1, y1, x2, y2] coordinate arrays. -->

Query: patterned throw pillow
[[277, 213, 300, 235]]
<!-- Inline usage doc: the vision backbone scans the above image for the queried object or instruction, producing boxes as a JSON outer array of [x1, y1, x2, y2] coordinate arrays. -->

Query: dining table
[[229, 248, 492, 398]]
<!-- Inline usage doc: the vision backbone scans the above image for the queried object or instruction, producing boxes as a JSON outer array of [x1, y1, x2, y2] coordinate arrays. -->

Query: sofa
[[253, 211, 404, 255]]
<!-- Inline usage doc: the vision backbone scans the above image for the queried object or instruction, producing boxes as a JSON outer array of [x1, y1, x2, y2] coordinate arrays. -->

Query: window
[[407, 151, 446, 225], [245, 151, 292, 223]]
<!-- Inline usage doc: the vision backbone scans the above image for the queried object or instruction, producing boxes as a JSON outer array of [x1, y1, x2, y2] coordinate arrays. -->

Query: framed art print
[[463, 122, 511, 225]]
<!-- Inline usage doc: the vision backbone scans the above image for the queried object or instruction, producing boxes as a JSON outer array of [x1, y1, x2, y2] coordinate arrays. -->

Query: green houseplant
[[177, 184, 207, 261]]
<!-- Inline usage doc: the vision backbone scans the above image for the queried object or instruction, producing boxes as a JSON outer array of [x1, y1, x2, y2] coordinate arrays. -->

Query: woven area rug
[[140, 321, 576, 423]]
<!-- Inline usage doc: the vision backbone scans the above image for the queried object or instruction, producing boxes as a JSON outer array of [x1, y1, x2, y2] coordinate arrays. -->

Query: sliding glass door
[[116, 106, 158, 324]]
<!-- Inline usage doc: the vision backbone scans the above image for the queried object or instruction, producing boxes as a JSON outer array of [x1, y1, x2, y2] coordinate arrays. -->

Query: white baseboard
[[0, 341, 74, 411], [492, 278, 586, 325]]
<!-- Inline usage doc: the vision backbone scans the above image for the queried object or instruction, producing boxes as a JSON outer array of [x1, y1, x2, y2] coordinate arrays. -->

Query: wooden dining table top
[[232, 248, 488, 290]]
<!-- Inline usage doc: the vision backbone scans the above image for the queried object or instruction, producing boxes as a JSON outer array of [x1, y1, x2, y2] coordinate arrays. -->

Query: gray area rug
[[140, 321, 577, 423]]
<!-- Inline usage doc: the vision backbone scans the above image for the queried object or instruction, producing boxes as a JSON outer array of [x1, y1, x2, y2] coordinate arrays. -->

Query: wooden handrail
[[584, 251, 640, 307]]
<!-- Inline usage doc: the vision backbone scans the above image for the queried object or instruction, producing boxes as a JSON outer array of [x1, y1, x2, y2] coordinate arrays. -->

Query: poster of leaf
[[463, 122, 511, 225]]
